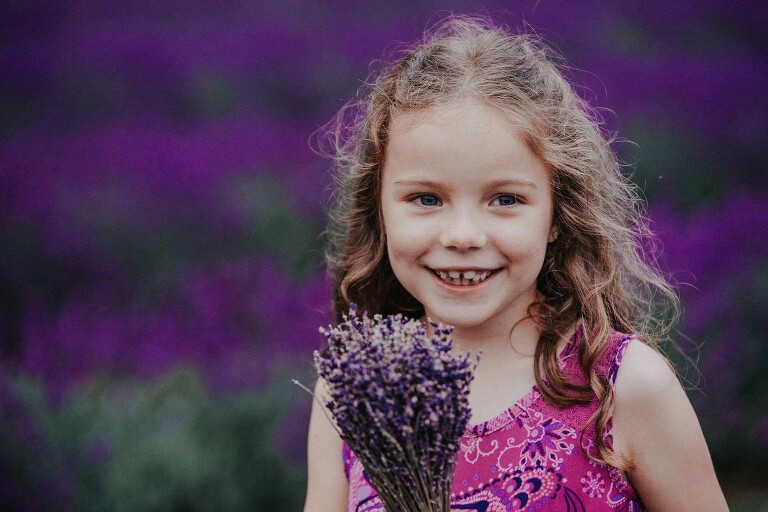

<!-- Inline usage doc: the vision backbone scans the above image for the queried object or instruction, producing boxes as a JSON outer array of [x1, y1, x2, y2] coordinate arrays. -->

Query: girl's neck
[[424, 311, 542, 361], [454, 316, 541, 360]]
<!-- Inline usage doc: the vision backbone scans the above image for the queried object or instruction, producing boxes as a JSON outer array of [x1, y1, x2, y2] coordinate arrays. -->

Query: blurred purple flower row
[[1, 116, 325, 219], [652, 195, 768, 455], [653, 196, 768, 328], [17, 258, 330, 399], [3, 1, 765, 140]]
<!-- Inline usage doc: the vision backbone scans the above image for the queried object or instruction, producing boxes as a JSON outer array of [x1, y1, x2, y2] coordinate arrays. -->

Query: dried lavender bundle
[[313, 305, 476, 512]]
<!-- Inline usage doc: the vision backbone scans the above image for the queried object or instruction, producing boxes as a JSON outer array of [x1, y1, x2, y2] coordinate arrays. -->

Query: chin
[[424, 305, 494, 328]]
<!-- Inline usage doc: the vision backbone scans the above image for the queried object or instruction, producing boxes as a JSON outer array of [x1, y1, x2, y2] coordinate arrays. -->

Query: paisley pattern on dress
[[343, 329, 646, 511], [494, 408, 577, 471]]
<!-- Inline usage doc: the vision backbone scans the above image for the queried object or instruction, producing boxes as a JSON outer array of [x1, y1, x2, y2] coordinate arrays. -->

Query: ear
[[548, 226, 559, 244]]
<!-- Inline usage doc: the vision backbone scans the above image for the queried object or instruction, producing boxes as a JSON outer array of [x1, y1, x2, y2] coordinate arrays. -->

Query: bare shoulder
[[612, 338, 728, 511], [303, 378, 348, 512], [611, 338, 680, 463], [613, 337, 678, 401]]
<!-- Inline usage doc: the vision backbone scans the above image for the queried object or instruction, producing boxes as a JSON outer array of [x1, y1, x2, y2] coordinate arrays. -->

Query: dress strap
[[341, 441, 353, 480], [606, 332, 636, 388]]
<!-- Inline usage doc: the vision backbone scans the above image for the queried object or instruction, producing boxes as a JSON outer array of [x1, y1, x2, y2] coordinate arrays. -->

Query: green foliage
[[222, 174, 325, 279], [0, 374, 71, 510], [620, 119, 720, 208], [702, 265, 768, 474], [188, 72, 241, 119], [1, 369, 306, 512], [727, 491, 768, 512]]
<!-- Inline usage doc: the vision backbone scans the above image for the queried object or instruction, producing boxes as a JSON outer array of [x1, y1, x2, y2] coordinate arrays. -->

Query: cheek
[[384, 212, 433, 251], [496, 224, 550, 264], [385, 226, 424, 265], [384, 233, 424, 297], [384, 221, 434, 290]]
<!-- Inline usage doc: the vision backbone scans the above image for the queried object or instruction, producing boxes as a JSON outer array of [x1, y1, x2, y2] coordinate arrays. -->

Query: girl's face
[[380, 101, 556, 333]]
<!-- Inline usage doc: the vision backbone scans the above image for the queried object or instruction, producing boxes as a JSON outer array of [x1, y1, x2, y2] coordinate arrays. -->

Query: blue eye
[[494, 194, 518, 206], [413, 194, 440, 207]]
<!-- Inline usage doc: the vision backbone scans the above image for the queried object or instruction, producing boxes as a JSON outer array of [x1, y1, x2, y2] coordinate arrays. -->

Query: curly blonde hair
[[319, 15, 679, 472]]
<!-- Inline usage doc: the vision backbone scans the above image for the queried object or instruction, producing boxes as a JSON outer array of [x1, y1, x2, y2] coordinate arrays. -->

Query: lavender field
[[1, 1, 766, 510]]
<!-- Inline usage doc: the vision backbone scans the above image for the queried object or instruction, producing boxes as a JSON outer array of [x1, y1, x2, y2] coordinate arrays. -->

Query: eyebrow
[[393, 178, 538, 190]]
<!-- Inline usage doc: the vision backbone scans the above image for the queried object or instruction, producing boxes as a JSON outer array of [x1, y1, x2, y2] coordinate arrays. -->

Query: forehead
[[389, 100, 529, 136], [383, 101, 550, 187]]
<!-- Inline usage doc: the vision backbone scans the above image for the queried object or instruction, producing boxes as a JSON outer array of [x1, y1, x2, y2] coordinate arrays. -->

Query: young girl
[[305, 17, 727, 511]]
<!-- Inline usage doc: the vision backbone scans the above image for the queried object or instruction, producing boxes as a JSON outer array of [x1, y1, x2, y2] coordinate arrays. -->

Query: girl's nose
[[439, 211, 488, 251]]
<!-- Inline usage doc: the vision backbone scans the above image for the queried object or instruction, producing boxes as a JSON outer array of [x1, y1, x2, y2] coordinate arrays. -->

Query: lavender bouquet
[[311, 305, 476, 512]]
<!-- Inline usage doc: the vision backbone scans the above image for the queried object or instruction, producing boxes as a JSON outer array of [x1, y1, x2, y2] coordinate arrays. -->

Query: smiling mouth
[[429, 268, 501, 286]]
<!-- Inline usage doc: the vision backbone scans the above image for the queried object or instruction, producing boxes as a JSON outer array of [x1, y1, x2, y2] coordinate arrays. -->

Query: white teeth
[[433, 269, 495, 285]]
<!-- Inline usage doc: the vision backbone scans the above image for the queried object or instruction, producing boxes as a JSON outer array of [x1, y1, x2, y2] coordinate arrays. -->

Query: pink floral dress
[[343, 328, 645, 511]]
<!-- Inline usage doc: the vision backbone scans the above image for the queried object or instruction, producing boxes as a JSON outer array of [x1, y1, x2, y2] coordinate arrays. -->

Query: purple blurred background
[[1, 1, 766, 510]]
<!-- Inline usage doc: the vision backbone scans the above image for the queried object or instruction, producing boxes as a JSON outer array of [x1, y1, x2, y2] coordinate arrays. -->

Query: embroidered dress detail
[[343, 328, 646, 511]]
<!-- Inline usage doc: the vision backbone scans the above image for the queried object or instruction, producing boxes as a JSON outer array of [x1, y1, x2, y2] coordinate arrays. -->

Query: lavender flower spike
[[313, 306, 477, 512]]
